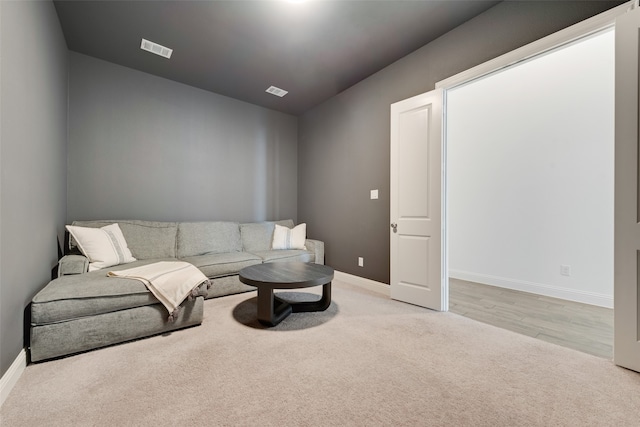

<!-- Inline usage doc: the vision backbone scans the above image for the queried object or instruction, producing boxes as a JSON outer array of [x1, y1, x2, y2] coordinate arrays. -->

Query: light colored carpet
[[2, 280, 639, 426]]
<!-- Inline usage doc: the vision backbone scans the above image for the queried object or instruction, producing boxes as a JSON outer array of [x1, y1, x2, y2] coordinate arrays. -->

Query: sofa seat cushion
[[249, 249, 315, 263], [32, 259, 176, 325], [205, 275, 255, 299], [180, 252, 262, 278]]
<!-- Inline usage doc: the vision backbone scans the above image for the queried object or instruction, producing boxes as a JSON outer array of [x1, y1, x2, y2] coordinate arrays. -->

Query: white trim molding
[[334, 271, 390, 297], [0, 349, 27, 407], [449, 270, 613, 309], [436, 1, 631, 90]]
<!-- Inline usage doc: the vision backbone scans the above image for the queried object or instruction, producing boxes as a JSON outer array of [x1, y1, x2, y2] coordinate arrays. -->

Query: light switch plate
[[370, 189, 379, 200]]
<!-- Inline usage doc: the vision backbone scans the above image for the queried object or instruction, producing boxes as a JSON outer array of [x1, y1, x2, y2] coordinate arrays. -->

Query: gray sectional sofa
[[30, 219, 324, 362]]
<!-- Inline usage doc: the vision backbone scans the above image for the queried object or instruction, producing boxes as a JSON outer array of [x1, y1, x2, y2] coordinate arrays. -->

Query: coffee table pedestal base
[[257, 283, 332, 326]]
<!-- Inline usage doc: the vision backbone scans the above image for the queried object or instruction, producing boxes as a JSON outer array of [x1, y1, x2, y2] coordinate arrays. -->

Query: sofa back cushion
[[177, 222, 241, 258], [71, 220, 178, 260], [241, 220, 295, 252]]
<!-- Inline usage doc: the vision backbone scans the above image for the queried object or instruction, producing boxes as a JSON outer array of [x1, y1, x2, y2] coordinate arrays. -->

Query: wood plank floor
[[449, 278, 613, 359]]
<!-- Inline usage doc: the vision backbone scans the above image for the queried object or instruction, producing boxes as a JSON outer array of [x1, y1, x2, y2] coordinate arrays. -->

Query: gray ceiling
[[54, 0, 501, 116]]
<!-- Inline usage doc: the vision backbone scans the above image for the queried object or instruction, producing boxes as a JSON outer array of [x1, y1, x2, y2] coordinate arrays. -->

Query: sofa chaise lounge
[[29, 219, 324, 362]]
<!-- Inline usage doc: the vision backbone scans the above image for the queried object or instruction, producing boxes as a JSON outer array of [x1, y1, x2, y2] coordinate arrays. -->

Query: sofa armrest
[[305, 239, 324, 265], [57, 255, 89, 277]]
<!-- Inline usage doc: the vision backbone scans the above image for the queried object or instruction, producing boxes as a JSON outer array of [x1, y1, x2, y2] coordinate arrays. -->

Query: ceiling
[[53, 0, 501, 116]]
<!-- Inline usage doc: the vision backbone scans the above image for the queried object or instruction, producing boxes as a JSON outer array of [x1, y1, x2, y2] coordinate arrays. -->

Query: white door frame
[[434, 0, 631, 345], [613, 3, 640, 372], [435, 3, 630, 91]]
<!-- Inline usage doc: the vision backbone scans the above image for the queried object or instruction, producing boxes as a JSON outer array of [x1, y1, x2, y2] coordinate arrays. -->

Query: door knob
[[390, 223, 398, 233]]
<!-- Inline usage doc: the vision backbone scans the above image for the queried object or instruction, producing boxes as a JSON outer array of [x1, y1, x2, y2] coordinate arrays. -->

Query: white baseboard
[[334, 271, 390, 297], [0, 349, 27, 407], [449, 270, 613, 308]]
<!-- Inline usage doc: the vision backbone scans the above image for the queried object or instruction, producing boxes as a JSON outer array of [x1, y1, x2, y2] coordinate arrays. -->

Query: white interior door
[[614, 5, 640, 373], [390, 89, 446, 311]]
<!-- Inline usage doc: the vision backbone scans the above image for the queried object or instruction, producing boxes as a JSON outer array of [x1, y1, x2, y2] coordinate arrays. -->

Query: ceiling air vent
[[140, 38, 173, 59], [266, 86, 288, 97]]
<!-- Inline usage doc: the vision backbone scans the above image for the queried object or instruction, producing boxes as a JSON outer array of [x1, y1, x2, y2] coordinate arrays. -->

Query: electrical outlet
[[560, 265, 571, 276], [370, 189, 379, 200], [358, 257, 364, 267]]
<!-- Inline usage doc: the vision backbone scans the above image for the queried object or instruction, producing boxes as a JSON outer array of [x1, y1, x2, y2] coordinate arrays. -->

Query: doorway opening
[[443, 28, 614, 358]]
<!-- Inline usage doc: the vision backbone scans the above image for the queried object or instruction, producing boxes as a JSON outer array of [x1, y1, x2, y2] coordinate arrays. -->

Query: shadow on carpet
[[232, 291, 340, 330]]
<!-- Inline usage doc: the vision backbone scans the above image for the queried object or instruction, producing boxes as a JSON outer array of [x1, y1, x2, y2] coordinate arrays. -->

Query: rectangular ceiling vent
[[266, 86, 288, 97], [140, 38, 173, 59]]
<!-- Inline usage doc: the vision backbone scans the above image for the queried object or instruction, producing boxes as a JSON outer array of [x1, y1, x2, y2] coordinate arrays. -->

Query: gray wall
[[0, 1, 68, 376], [67, 52, 298, 224], [297, 1, 622, 284]]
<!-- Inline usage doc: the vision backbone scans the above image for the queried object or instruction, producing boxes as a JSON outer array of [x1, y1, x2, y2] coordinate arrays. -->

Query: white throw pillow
[[66, 223, 136, 271], [271, 223, 307, 250]]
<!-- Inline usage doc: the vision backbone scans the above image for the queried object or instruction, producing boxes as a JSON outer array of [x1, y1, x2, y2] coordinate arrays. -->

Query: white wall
[[447, 29, 614, 307]]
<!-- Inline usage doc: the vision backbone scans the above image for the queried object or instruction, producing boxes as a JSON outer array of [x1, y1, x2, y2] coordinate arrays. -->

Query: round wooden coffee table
[[239, 262, 334, 326]]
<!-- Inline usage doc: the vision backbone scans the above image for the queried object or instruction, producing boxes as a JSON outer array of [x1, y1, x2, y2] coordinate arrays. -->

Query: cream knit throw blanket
[[108, 261, 209, 321]]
